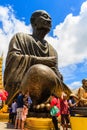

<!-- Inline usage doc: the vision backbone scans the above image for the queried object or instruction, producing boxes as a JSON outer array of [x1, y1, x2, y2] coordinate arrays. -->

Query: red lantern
[[0, 93, 3, 98], [1, 95, 7, 101], [0, 90, 8, 101], [3, 90, 8, 97]]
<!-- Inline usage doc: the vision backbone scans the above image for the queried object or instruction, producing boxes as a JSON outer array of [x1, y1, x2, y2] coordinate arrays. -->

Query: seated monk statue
[[4, 10, 71, 109], [78, 79, 87, 106]]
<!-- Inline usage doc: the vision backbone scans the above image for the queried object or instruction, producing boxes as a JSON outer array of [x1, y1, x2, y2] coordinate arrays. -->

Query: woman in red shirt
[[50, 93, 60, 130]]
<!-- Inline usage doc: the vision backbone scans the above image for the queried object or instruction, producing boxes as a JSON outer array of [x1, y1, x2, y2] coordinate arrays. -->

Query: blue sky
[[0, 0, 87, 91]]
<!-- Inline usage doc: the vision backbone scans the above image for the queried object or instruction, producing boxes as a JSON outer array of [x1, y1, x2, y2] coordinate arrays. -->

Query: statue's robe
[[4, 33, 71, 104], [78, 86, 87, 106]]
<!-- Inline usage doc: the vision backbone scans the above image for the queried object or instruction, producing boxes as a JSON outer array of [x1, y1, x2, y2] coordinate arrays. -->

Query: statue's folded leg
[[21, 64, 58, 105], [21, 64, 71, 105], [6, 64, 71, 111]]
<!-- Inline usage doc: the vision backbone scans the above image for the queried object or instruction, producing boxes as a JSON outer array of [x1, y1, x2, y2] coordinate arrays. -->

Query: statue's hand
[[34, 56, 57, 67], [46, 56, 57, 67]]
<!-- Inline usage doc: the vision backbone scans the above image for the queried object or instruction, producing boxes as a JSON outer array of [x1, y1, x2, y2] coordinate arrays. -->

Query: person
[[50, 93, 60, 130], [8, 104, 12, 123], [78, 78, 87, 106], [11, 99, 17, 124], [4, 10, 71, 106], [15, 91, 24, 129], [23, 91, 32, 108], [21, 104, 28, 130], [28, 95, 32, 108], [60, 92, 69, 130], [0, 97, 3, 109], [68, 93, 79, 116]]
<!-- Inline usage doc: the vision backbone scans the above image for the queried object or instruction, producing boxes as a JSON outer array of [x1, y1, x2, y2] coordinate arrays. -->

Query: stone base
[[70, 107, 87, 116], [0, 113, 9, 122], [25, 117, 55, 130], [70, 116, 87, 130]]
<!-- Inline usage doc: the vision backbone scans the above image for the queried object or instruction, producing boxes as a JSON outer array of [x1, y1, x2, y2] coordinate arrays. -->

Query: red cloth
[[60, 99, 69, 114], [50, 97, 60, 116]]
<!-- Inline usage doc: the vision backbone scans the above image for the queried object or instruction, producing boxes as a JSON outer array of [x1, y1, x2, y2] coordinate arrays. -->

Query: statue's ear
[[31, 18, 37, 27], [34, 23, 37, 27], [30, 17, 34, 24]]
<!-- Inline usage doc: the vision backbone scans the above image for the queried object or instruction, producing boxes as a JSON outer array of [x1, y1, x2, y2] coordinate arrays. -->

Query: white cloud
[[0, 6, 32, 63], [46, 1, 87, 89], [46, 1, 87, 67], [60, 64, 77, 81], [68, 81, 81, 90]]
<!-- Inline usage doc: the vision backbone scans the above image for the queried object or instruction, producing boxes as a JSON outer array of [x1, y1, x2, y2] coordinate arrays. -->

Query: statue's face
[[36, 11, 51, 31], [84, 81, 87, 87], [31, 10, 52, 34]]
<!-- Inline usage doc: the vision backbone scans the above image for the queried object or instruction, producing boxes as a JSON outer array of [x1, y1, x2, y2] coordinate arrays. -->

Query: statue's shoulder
[[9, 33, 33, 46], [78, 86, 85, 92], [78, 87, 83, 90], [46, 41, 57, 56], [14, 32, 32, 39], [46, 41, 56, 51]]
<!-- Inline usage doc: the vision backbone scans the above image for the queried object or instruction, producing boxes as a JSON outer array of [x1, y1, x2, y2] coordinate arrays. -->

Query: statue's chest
[[32, 41, 49, 56], [83, 92, 87, 98]]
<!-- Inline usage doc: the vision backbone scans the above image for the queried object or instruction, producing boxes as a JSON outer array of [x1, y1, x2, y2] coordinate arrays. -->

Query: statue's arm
[[4, 33, 35, 85], [6, 33, 57, 68], [32, 51, 63, 80], [33, 56, 57, 67]]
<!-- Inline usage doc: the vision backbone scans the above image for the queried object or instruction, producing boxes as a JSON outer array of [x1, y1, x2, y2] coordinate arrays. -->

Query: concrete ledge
[[0, 113, 9, 122], [70, 116, 87, 130], [25, 117, 55, 130]]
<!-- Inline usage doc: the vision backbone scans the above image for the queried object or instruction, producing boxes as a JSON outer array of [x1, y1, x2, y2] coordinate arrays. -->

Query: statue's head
[[30, 10, 52, 36], [82, 78, 87, 86]]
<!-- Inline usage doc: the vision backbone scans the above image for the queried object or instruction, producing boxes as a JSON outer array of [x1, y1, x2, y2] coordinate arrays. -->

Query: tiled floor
[[0, 122, 20, 130], [0, 122, 71, 130]]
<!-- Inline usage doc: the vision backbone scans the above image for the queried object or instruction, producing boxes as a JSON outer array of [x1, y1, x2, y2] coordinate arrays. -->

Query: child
[[14, 91, 24, 129], [23, 91, 32, 108], [8, 105, 12, 123], [21, 104, 28, 130]]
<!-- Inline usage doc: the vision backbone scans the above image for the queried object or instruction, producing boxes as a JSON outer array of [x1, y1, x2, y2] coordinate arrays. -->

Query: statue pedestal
[[0, 113, 9, 121], [70, 107, 87, 116], [26, 117, 54, 130], [70, 107, 87, 130], [70, 116, 87, 130]]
